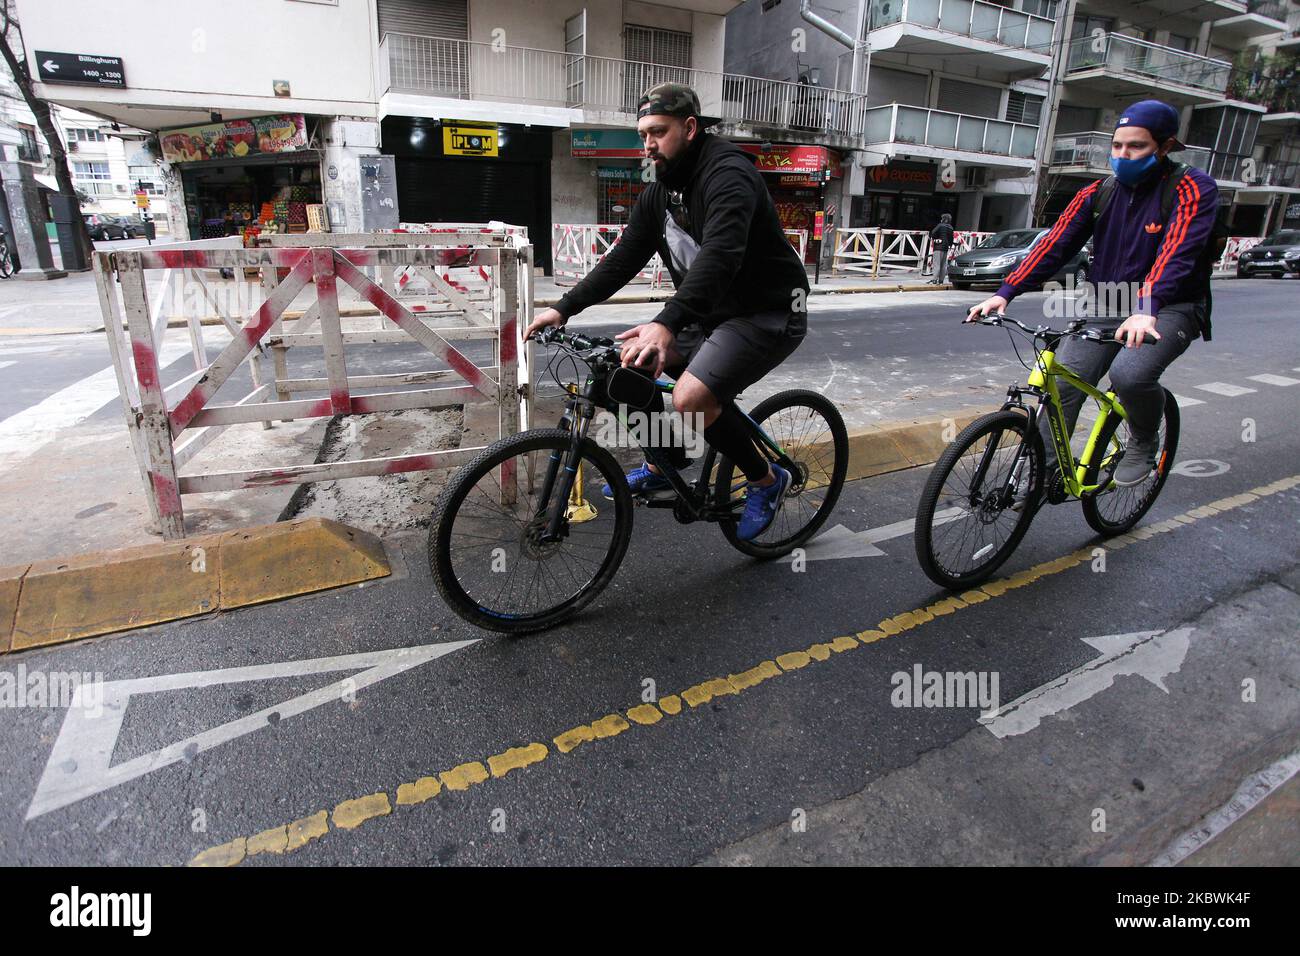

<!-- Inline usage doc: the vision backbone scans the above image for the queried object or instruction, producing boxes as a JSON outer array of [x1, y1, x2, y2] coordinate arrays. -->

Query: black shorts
[[665, 308, 806, 402]]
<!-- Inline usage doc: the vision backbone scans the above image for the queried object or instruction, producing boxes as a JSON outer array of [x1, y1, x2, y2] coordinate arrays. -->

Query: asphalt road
[[0, 279, 1297, 865]]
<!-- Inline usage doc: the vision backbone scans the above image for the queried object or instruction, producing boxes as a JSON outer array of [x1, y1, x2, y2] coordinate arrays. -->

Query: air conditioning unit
[[964, 166, 987, 188]]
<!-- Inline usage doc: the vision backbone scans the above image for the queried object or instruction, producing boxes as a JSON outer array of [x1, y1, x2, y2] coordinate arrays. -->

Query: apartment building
[[726, 0, 1060, 234], [1042, 0, 1300, 235], [14, 0, 746, 273]]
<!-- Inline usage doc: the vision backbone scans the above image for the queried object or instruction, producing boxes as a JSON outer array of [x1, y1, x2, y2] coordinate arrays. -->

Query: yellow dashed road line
[[187, 474, 1300, 866]]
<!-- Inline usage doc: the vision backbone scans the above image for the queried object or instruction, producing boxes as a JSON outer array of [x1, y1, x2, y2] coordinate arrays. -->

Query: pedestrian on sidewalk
[[928, 213, 954, 285]]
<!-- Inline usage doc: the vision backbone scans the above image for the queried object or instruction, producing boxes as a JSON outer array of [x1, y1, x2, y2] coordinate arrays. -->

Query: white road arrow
[[780, 507, 966, 561], [979, 628, 1193, 739], [27, 642, 476, 820], [42, 59, 59, 72]]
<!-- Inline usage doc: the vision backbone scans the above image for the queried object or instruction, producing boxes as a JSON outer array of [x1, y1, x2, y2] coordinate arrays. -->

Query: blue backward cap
[[1115, 100, 1183, 148]]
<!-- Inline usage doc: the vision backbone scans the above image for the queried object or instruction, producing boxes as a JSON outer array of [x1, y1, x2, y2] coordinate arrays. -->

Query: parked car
[[1285, 246, 1300, 276], [84, 214, 128, 241], [949, 229, 1090, 291], [115, 214, 152, 238], [1236, 229, 1300, 277]]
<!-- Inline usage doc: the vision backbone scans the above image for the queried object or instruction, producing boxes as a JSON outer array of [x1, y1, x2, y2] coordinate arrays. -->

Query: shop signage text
[[160, 114, 307, 163], [34, 50, 124, 88], [867, 160, 937, 194], [572, 129, 644, 158], [444, 125, 498, 157], [738, 143, 841, 178]]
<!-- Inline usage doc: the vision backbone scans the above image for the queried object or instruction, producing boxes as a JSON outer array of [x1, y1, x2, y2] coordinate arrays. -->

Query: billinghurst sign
[[34, 51, 125, 88]]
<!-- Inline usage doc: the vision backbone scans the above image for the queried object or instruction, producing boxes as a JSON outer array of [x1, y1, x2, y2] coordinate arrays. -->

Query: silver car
[[949, 228, 1090, 291]]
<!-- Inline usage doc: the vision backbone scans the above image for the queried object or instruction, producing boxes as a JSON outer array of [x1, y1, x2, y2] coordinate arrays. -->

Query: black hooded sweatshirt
[[553, 131, 810, 333]]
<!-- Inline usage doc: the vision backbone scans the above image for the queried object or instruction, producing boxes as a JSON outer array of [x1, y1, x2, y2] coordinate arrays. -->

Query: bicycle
[[429, 326, 849, 633], [914, 313, 1180, 590]]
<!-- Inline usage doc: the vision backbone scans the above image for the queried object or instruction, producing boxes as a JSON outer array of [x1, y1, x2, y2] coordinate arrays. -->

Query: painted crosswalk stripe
[[1247, 373, 1300, 387], [0, 361, 15, 371], [1194, 382, 1257, 397], [1171, 393, 1205, 408]]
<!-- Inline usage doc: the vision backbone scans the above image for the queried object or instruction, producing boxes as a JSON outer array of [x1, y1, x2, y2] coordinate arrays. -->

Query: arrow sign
[[27, 642, 476, 820], [42, 59, 59, 72], [780, 507, 966, 562], [979, 628, 1193, 738]]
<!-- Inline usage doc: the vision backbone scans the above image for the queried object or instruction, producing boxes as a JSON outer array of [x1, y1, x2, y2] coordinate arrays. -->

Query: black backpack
[[1091, 161, 1227, 341]]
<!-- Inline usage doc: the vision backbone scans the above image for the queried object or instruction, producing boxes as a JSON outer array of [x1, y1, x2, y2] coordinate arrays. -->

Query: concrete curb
[[0, 517, 390, 653], [827, 411, 988, 483]]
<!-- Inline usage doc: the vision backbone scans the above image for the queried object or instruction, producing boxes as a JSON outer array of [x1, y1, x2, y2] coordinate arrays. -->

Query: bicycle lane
[[0, 380, 1297, 865]]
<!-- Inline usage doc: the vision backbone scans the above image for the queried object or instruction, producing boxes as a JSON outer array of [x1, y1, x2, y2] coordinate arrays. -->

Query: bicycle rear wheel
[[714, 389, 849, 558], [915, 410, 1043, 590], [1081, 389, 1179, 536], [429, 428, 634, 634]]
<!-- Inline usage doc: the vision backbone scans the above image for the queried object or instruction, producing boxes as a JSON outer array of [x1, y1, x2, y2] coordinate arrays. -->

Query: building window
[[624, 24, 692, 110], [17, 124, 41, 162], [128, 165, 165, 194], [69, 128, 107, 142], [761, 0, 782, 11], [1020, 0, 1058, 17], [1166, 33, 1194, 53], [73, 160, 112, 180], [1006, 91, 1045, 125]]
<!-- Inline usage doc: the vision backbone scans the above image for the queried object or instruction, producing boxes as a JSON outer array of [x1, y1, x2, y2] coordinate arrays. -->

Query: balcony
[[867, 0, 1054, 79], [1047, 130, 1111, 176], [1117, 0, 1245, 19], [1063, 33, 1230, 103], [378, 33, 870, 147], [1182, 147, 1249, 186], [861, 103, 1037, 167], [1213, 0, 1290, 44]]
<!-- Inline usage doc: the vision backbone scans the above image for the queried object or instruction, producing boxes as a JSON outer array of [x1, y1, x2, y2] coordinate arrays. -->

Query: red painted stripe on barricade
[[500, 317, 517, 364], [150, 472, 183, 517], [131, 341, 160, 390]]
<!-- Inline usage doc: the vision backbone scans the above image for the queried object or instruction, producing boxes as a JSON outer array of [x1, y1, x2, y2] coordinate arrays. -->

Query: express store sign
[[866, 160, 937, 193]]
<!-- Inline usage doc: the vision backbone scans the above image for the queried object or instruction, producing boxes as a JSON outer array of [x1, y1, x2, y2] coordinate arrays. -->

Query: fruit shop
[[160, 113, 323, 241]]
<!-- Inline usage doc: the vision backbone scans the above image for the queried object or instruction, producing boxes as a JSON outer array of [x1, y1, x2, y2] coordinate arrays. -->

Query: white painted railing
[[869, 0, 1055, 54], [863, 104, 1038, 158]]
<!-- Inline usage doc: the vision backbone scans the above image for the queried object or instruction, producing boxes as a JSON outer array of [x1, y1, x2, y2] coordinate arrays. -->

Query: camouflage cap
[[637, 82, 720, 128]]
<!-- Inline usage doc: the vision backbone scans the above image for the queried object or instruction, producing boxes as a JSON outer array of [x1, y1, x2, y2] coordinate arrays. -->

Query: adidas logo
[[1145, 222, 1163, 234]]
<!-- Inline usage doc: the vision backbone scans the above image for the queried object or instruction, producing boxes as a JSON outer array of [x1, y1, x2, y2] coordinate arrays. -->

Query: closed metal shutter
[[395, 157, 552, 271], [1004, 91, 1044, 125], [865, 67, 928, 108], [377, 0, 468, 39], [936, 79, 1001, 119]]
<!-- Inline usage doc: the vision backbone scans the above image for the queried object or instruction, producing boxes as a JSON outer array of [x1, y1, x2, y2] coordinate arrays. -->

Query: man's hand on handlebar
[[525, 307, 565, 341], [965, 294, 1009, 324], [616, 322, 673, 378]]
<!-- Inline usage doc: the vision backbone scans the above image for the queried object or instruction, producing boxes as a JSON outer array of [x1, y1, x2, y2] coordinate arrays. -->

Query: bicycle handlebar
[[963, 310, 1106, 342], [534, 326, 617, 352]]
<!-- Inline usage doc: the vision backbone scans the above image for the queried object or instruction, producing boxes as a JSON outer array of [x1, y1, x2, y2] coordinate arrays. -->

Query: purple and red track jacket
[[996, 160, 1219, 317]]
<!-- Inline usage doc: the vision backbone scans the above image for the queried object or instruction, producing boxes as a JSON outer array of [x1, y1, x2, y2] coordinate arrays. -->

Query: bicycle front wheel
[[715, 389, 849, 558], [428, 428, 634, 634], [915, 411, 1043, 590], [1081, 388, 1180, 536]]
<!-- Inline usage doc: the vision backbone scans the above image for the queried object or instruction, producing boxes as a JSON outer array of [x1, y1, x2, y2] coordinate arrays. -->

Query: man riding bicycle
[[966, 100, 1219, 503], [526, 83, 809, 540]]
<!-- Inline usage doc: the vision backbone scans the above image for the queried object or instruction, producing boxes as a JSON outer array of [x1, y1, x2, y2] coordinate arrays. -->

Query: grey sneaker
[[1114, 434, 1160, 486]]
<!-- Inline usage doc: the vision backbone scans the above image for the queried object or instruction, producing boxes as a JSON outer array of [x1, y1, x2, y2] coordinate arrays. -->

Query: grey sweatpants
[[1038, 300, 1202, 473]]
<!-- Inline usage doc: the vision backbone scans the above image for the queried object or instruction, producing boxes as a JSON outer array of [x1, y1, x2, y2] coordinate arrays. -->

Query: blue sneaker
[[736, 465, 791, 541], [602, 462, 672, 500]]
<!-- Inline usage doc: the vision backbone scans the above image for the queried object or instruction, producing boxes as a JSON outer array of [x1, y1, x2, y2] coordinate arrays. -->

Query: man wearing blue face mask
[[966, 99, 1220, 504]]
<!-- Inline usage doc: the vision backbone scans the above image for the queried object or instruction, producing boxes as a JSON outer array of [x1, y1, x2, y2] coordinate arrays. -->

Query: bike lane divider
[[186, 471, 1300, 866]]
